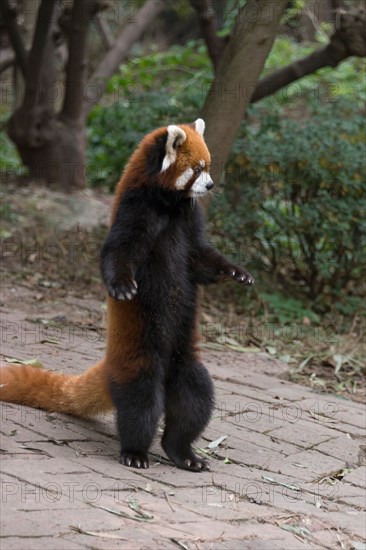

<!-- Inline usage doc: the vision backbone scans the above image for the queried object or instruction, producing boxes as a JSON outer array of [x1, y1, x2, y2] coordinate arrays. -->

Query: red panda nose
[[206, 181, 214, 190]]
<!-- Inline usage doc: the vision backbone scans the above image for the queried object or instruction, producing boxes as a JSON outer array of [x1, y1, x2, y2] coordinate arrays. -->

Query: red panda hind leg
[[162, 354, 214, 471], [108, 367, 164, 469]]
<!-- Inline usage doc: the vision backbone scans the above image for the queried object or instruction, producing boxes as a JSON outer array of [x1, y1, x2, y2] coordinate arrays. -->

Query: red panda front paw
[[107, 279, 138, 301], [231, 268, 255, 285]]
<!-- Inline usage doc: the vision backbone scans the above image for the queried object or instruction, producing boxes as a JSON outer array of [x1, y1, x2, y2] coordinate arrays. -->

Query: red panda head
[[118, 119, 213, 201], [157, 118, 213, 198]]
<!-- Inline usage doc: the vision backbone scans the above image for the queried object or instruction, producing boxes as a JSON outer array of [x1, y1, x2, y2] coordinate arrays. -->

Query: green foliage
[[212, 99, 366, 310], [0, 130, 25, 175], [217, 0, 247, 37], [262, 37, 366, 107], [87, 42, 210, 188], [107, 41, 211, 94], [259, 291, 320, 324], [87, 36, 365, 315]]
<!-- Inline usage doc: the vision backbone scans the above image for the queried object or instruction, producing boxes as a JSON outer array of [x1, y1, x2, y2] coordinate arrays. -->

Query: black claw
[[231, 269, 255, 286], [120, 451, 149, 469], [108, 280, 138, 301]]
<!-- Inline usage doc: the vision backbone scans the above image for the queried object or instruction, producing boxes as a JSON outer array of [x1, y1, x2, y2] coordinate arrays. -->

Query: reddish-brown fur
[[0, 123, 209, 417], [112, 125, 211, 220], [0, 359, 112, 416]]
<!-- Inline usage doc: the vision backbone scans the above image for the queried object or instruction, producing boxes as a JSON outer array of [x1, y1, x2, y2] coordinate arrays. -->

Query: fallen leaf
[[207, 435, 227, 449], [280, 524, 312, 538], [71, 526, 127, 540], [4, 357, 44, 369], [91, 502, 154, 523], [262, 476, 300, 491], [170, 539, 189, 550]]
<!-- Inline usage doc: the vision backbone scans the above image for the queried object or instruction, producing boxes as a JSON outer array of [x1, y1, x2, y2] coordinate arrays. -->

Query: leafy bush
[[0, 130, 25, 176], [87, 38, 365, 313], [87, 41, 210, 189], [87, 89, 203, 189], [211, 99, 366, 311], [261, 37, 366, 108]]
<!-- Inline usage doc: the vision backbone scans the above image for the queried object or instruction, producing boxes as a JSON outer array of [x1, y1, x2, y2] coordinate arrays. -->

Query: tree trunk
[[7, 0, 93, 189], [252, 9, 366, 102], [4, 0, 164, 189], [202, 0, 289, 184], [82, 0, 164, 120], [188, 0, 226, 72], [8, 112, 87, 189]]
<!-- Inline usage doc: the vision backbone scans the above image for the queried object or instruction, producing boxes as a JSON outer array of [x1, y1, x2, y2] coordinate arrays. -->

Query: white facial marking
[[199, 160, 205, 168], [189, 171, 213, 197], [175, 167, 194, 190], [161, 125, 186, 172], [195, 118, 205, 136]]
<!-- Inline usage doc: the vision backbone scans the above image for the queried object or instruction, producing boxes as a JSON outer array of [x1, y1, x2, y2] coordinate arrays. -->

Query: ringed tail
[[0, 359, 113, 417]]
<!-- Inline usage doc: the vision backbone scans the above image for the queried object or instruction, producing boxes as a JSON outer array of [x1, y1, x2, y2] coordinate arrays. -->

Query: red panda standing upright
[[0, 119, 254, 471]]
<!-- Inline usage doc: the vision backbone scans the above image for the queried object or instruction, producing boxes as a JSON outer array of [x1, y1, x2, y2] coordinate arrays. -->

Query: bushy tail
[[0, 359, 113, 417]]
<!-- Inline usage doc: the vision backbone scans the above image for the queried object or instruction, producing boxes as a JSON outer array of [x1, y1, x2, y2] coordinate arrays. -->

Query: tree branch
[[61, 0, 100, 123], [0, 0, 27, 76], [251, 9, 366, 103], [23, 0, 57, 109], [202, 0, 289, 183], [82, 0, 165, 119], [0, 47, 15, 73], [188, 0, 225, 72], [95, 12, 114, 49]]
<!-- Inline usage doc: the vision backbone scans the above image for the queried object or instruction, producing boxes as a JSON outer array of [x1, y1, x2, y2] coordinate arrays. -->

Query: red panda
[[0, 119, 254, 471]]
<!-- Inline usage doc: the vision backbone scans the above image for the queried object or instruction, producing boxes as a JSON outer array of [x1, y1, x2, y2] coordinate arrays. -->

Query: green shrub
[[211, 99, 366, 310], [87, 89, 203, 189], [87, 41, 210, 189], [0, 130, 25, 176], [87, 39, 365, 313]]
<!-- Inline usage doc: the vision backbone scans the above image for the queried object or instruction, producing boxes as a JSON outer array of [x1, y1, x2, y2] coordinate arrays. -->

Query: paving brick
[[325, 510, 366, 539], [280, 449, 347, 478], [210, 441, 289, 471], [63, 532, 168, 550], [171, 489, 275, 522], [0, 432, 46, 457], [297, 398, 366, 431], [0, 403, 92, 441], [0, 507, 129, 537], [1, 301, 365, 550], [217, 542, 320, 550], [342, 466, 366, 488], [0, 536, 86, 550], [313, 436, 366, 466], [268, 421, 338, 449]]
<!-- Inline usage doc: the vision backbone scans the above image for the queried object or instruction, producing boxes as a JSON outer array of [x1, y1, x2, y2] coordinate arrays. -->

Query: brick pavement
[[0, 291, 365, 549]]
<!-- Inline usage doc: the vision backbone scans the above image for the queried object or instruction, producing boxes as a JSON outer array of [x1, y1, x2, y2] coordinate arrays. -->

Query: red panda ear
[[194, 118, 205, 136], [161, 125, 187, 171]]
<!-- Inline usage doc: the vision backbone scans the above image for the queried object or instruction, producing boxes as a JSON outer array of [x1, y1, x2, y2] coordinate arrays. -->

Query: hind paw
[[162, 439, 210, 472], [120, 451, 149, 469], [182, 457, 210, 472]]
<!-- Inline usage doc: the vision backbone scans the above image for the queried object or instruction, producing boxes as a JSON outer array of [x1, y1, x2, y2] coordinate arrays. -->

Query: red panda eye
[[194, 167, 202, 175]]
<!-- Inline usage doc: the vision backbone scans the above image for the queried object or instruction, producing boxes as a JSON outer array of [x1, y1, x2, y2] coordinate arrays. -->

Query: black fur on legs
[[102, 185, 253, 472], [109, 370, 164, 469], [162, 355, 214, 472]]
